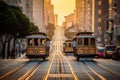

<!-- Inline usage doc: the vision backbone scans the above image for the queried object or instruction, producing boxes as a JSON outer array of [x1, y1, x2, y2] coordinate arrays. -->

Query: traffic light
[[16, 33, 19, 36]]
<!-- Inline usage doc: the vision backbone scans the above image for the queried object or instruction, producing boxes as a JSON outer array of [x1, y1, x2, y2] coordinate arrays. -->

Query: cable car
[[25, 32, 50, 61], [63, 39, 74, 54], [73, 32, 97, 60]]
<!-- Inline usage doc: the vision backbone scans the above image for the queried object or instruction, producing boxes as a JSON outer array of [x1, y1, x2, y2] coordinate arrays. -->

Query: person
[[30, 40, 32, 45]]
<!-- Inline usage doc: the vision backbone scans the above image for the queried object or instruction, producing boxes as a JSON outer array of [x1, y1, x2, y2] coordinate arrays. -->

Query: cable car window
[[73, 41, 76, 47], [78, 38, 82, 45], [84, 38, 88, 45], [28, 39, 32, 46], [69, 43, 72, 47], [66, 43, 68, 47], [34, 38, 39, 46], [65, 43, 67, 47], [91, 38, 95, 45], [40, 39, 45, 46], [46, 41, 50, 47]]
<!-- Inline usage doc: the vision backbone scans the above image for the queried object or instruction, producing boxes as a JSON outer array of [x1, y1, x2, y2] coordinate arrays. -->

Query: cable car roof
[[76, 32, 93, 36], [29, 32, 47, 36], [26, 35, 47, 38], [26, 32, 48, 38], [65, 39, 73, 42], [76, 35, 96, 38]]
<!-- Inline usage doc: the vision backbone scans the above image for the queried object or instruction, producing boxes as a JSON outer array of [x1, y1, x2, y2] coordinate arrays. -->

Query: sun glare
[[51, 0, 75, 26]]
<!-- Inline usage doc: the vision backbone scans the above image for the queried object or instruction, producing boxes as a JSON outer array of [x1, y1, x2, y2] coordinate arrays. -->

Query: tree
[[46, 23, 55, 40], [28, 22, 39, 33], [0, 1, 15, 58], [0, 1, 39, 58], [64, 25, 78, 39]]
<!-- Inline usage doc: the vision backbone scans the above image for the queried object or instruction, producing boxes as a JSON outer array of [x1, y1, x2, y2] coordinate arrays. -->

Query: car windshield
[[99, 49, 104, 52], [106, 46, 116, 51]]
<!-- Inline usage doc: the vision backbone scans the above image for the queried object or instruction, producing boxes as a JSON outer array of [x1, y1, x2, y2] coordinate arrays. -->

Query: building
[[109, 0, 120, 45], [54, 14, 58, 26], [92, 0, 98, 37], [75, 0, 93, 32], [64, 13, 75, 30], [3, 0, 21, 7], [84, 0, 93, 32], [94, 0, 120, 46], [32, 0, 45, 32], [21, 0, 33, 22], [75, 0, 85, 31], [4, 0, 46, 33], [97, 0, 109, 46], [44, 0, 55, 26]]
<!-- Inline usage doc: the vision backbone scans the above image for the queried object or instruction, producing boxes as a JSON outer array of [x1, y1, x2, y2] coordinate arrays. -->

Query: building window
[[109, 0, 112, 4], [98, 9, 102, 14], [98, 18, 101, 23], [98, 0, 102, 6]]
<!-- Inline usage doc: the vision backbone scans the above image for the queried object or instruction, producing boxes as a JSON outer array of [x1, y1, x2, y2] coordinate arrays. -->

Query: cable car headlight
[[85, 50, 88, 53], [35, 50, 38, 54]]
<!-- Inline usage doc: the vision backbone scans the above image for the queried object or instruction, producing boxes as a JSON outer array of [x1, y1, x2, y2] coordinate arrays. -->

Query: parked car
[[97, 47, 105, 58], [112, 46, 120, 60], [103, 45, 116, 58]]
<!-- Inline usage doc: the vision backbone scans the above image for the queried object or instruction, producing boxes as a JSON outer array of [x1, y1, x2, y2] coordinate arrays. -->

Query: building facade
[[75, 0, 93, 32], [95, 0, 120, 46], [110, 0, 120, 46], [64, 13, 75, 30], [4, 0, 46, 33], [97, 0, 109, 46], [54, 14, 58, 26], [44, 0, 55, 26], [4, 0, 21, 7], [32, 0, 45, 32], [84, 0, 93, 32], [75, 0, 85, 31]]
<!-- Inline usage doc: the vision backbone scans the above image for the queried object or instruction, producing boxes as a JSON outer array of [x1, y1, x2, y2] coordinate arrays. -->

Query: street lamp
[[110, 3, 117, 45], [105, 19, 114, 45], [107, 0, 117, 45]]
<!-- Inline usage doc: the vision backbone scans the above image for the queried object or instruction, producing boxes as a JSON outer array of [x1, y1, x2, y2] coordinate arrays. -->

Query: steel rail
[[43, 53, 55, 80], [0, 63, 27, 80], [18, 62, 40, 80], [96, 63, 120, 78], [80, 63, 95, 80], [61, 53, 79, 80], [83, 62, 106, 80], [0, 60, 27, 71]]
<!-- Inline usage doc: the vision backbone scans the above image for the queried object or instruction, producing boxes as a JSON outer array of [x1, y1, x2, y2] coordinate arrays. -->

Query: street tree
[[46, 23, 55, 40], [0, 1, 39, 58]]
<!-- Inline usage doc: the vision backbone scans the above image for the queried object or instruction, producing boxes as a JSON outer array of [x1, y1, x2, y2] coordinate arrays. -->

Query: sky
[[51, 0, 75, 26]]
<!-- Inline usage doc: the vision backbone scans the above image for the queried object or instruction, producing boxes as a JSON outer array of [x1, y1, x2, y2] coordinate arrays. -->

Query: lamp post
[[112, 5, 117, 45], [108, 0, 117, 45]]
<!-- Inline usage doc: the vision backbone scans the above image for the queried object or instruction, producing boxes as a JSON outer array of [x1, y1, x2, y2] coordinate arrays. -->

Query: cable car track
[[43, 52, 79, 80], [92, 62, 120, 78], [79, 61, 120, 80], [0, 60, 28, 71], [18, 62, 41, 80], [83, 62, 106, 80], [0, 63, 28, 80]]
